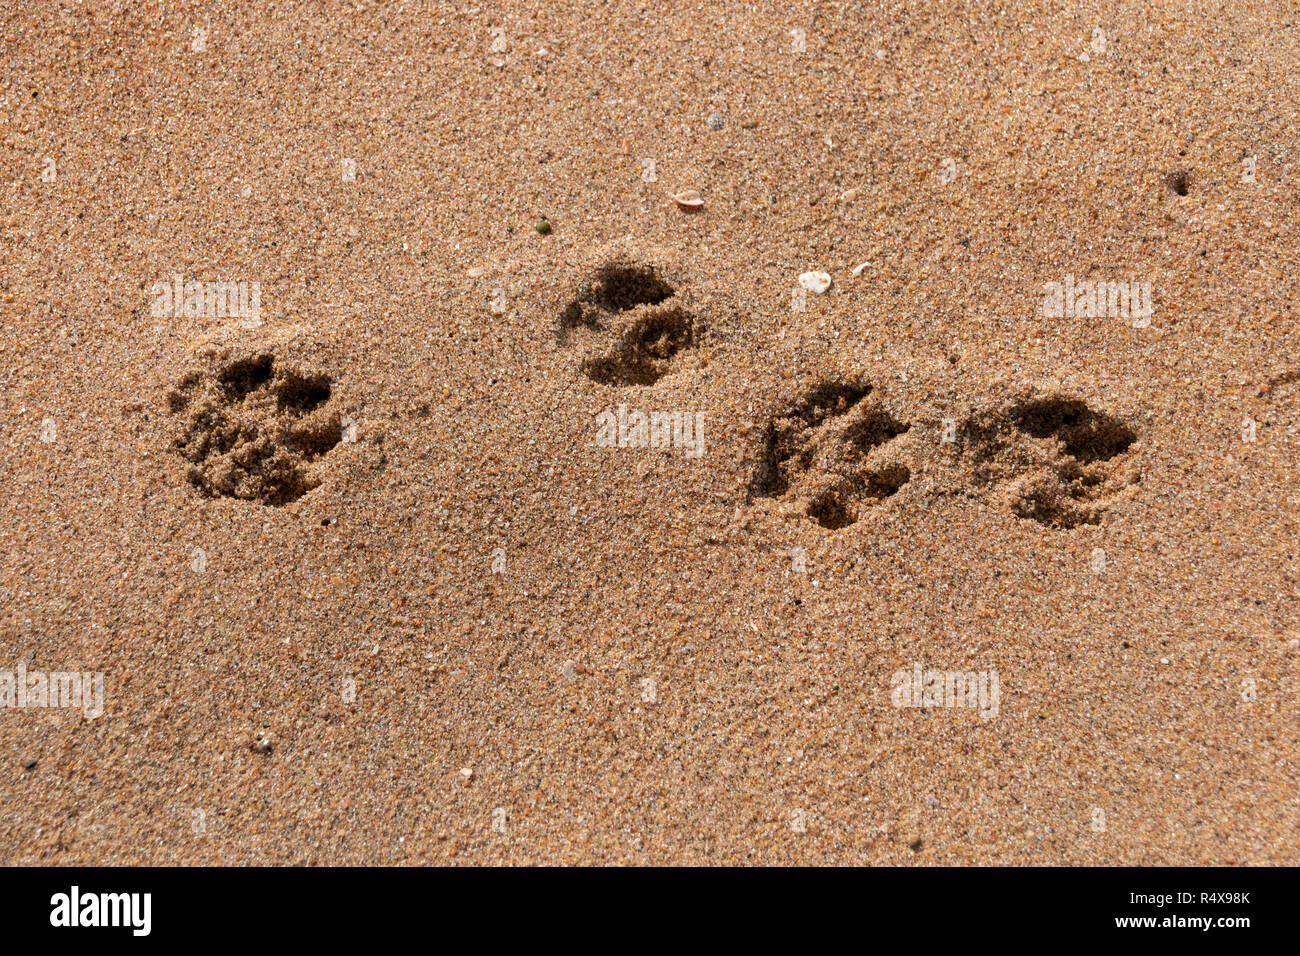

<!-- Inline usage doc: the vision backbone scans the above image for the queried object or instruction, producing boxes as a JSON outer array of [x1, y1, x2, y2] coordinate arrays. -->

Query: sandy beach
[[0, 1, 1297, 864]]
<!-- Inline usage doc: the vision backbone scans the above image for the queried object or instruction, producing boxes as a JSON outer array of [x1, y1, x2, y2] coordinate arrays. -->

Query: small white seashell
[[672, 189, 704, 211], [852, 261, 871, 276], [798, 271, 832, 294]]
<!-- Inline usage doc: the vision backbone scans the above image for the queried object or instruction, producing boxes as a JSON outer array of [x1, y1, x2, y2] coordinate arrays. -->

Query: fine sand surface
[[1, 2, 1297, 864]]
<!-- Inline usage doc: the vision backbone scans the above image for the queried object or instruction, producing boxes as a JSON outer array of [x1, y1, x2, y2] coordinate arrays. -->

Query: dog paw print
[[749, 380, 912, 529], [959, 394, 1138, 528], [168, 353, 344, 506], [748, 382, 1139, 531], [558, 261, 700, 386]]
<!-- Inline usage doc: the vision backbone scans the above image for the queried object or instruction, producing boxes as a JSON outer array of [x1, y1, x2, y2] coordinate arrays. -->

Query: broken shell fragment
[[798, 271, 832, 294], [672, 189, 704, 211]]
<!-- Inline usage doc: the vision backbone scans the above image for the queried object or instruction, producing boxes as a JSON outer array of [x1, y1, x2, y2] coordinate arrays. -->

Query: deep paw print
[[959, 395, 1138, 528], [168, 353, 344, 506], [558, 260, 700, 386], [749, 380, 912, 530]]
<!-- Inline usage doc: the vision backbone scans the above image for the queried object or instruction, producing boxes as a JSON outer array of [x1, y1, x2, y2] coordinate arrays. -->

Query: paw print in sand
[[168, 353, 344, 506], [748, 382, 1140, 531], [749, 380, 912, 530], [558, 260, 701, 386], [959, 394, 1138, 528]]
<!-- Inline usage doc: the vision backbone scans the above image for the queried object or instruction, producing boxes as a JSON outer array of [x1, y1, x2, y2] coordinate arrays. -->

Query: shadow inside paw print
[[169, 353, 344, 505], [749, 381, 1140, 532], [750, 380, 912, 529], [961, 395, 1138, 528], [559, 261, 700, 386]]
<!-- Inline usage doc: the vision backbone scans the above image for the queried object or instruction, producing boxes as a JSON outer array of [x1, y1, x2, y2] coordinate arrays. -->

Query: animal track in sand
[[558, 261, 701, 386], [168, 352, 344, 506], [749, 383, 1139, 531], [958, 395, 1139, 528], [749, 380, 912, 530]]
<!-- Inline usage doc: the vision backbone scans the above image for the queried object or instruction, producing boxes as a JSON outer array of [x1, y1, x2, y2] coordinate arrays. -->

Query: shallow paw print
[[960, 394, 1139, 528], [168, 352, 345, 506], [558, 260, 702, 386], [749, 379, 913, 530]]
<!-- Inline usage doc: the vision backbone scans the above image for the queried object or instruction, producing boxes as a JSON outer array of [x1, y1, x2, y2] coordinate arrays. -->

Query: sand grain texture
[[0, 1, 1297, 864]]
